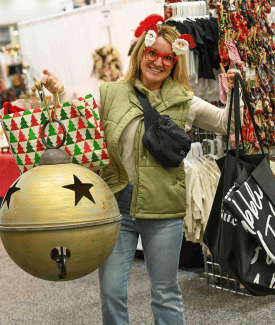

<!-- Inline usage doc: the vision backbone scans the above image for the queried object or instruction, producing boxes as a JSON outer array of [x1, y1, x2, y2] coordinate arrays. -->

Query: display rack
[[203, 253, 252, 296], [190, 127, 251, 296]]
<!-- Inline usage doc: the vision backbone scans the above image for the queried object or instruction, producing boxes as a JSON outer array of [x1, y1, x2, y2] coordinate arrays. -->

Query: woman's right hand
[[41, 69, 65, 94]]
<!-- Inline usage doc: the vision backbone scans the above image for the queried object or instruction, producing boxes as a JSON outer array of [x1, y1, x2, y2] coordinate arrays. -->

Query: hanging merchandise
[[0, 61, 5, 92], [203, 74, 275, 296], [164, 0, 182, 21], [0, 83, 110, 174], [92, 45, 123, 82], [165, 1, 221, 102], [0, 119, 121, 281], [184, 141, 222, 245], [0, 89, 16, 108], [216, 0, 275, 152]]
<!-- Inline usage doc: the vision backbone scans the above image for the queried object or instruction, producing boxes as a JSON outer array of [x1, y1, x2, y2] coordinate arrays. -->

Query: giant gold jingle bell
[[0, 118, 121, 281]]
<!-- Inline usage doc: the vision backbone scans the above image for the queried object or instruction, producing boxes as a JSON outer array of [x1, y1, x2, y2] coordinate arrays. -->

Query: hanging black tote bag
[[203, 73, 275, 296]]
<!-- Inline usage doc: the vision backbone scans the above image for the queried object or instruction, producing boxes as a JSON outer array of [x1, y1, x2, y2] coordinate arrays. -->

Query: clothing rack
[[165, 2, 221, 101], [165, 1, 207, 20]]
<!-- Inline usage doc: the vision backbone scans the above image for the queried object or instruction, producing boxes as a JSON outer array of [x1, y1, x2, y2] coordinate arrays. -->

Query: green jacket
[[99, 77, 194, 219]]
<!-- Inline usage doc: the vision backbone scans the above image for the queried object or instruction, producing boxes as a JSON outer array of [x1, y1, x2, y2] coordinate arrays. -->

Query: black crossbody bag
[[134, 88, 191, 168]]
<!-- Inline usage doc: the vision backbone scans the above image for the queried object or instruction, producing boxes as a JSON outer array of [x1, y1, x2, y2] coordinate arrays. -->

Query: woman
[[41, 24, 242, 325]]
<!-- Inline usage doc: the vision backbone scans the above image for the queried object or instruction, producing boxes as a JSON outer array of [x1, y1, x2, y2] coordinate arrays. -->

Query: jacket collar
[[129, 77, 193, 113]]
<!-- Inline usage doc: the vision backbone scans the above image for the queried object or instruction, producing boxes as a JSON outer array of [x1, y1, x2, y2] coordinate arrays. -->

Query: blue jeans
[[98, 184, 185, 325]]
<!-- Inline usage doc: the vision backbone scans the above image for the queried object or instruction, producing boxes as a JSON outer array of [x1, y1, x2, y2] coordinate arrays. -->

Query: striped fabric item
[[218, 73, 229, 104], [225, 38, 244, 69]]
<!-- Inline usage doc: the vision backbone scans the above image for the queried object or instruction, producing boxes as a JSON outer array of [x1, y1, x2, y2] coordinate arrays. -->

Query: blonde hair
[[124, 24, 192, 91]]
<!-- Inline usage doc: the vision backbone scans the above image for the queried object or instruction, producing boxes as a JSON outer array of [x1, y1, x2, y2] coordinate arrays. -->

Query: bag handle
[[134, 87, 161, 130], [236, 73, 265, 157], [32, 82, 59, 123], [225, 86, 245, 153], [226, 73, 265, 159]]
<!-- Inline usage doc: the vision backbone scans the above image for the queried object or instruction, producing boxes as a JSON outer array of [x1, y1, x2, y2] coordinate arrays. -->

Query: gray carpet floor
[[1, 239, 275, 325]]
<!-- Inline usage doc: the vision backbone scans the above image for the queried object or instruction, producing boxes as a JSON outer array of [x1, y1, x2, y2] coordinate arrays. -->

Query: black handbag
[[134, 88, 191, 168], [203, 73, 275, 296]]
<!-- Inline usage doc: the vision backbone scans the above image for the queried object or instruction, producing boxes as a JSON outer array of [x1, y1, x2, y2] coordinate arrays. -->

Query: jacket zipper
[[130, 119, 143, 219]]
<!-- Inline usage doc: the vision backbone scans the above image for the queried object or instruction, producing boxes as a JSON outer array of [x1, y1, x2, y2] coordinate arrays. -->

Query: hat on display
[[134, 14, 164, 38]]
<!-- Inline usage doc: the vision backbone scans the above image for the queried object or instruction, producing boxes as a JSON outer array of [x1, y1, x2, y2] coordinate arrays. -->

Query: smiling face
[[140, 36, 175, 91]]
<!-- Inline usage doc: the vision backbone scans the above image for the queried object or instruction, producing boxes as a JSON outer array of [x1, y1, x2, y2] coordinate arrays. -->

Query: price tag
[[100, 9, 110, 28], [243, 68, 256, 81]]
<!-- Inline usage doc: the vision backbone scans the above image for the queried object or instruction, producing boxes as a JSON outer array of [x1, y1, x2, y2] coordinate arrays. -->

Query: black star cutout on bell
[[62, 175, 96, 206], [2, 179, 21, 209]]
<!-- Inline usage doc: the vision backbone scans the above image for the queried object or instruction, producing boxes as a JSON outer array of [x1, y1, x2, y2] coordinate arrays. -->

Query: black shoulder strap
[[134, 87, 160, 130]]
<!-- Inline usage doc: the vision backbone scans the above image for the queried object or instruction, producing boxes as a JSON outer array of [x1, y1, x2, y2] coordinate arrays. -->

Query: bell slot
[[50, 246, 71, 279]]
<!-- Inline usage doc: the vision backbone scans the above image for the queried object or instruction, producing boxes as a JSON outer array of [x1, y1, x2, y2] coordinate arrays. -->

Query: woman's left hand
[[227, 69, 242, 90]]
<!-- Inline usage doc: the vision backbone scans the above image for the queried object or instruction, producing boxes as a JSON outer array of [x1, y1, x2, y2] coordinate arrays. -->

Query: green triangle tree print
[[34, 152, 41, 164], [46, 137, 54, 147], [16, 155, 24, 166], [93, 140, 101, 151], [92, 152, 99, 162], [28, 128, 37, 140], [60, 108, 69, 120], [66, 133, 74, 145], [26, 142, 35, 153], [92, 110, 100, 121], [2, 121, 9, 131], [87, 121, 95, 129], [48, 124, 57, 136], [74, 144, 82, 155], [20, 117, 29, 129], [68, 120, 77, 132], [40, 112, 48, 124], [23, 110, 32, 116], [85, 129, 93, 140], [72, 156, 79, 164], [10, 145, 16, 155], [9, 132, 17, 143]]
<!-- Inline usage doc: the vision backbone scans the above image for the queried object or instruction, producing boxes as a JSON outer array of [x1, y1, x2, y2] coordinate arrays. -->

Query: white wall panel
[[18, 0, 165, 97], [0, 0, 62, 26]]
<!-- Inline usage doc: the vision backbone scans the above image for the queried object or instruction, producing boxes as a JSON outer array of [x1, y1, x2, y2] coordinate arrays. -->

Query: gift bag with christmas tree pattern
[[0, 94, 110, 174]]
